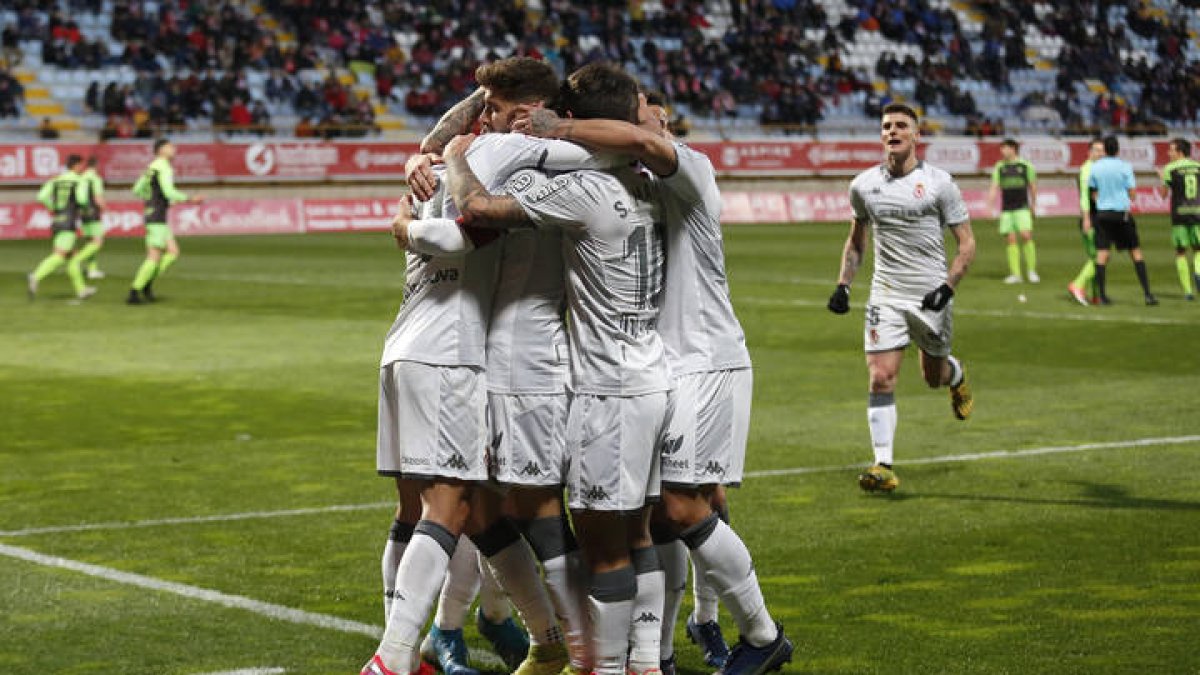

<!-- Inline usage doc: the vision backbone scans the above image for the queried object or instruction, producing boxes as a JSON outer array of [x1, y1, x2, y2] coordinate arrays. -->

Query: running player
[[127, 139, 204, 304], [988, 139, 1039, 284], [1159, 138, 1200, 300], [1088, 135, 1156, 306], [441, 63, 670, 675], [26, 153, 95, 301], [512, 96, 793, 675], [827, 103, 976, 492], [69, 156, 107, 283], [1068, 139, 1104, 305]]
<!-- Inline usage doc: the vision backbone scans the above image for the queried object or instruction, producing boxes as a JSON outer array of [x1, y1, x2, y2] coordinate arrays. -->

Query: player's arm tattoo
[[837, 218, 868, 286], [946, 220, 976, 289], [420, 88, 486, 154], [445, 152, 532, 229]]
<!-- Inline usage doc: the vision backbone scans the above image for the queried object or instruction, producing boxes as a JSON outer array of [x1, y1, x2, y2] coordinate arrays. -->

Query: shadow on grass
[[904, 482, 1200, 511]]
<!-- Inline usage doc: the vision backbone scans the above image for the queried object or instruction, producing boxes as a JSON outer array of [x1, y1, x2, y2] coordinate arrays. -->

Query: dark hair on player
[[475, 57, 559, 105], [1103, 135, 1119, 157], [1172, 138, 1192, 157], [644, 90, 666, 107], [558, 62, 640, 124], [65, 154, 83, 169], [881, 102, 919, 125], [1001, 138, 1019, 150], [86, 156, 98, 167], [153, 138, 172, 153]]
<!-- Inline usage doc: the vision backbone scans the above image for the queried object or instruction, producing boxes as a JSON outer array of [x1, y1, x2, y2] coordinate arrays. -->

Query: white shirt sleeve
[[661, 142, 711, 204], [849, 181, 869, 221], [937, 177, 970, 227], [407, 217, 475, 256]]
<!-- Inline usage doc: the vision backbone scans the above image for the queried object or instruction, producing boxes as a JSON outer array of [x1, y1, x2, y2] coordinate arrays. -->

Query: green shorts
[[80, 220, 105, 238], [52, 230, 77, 252], [145, 222, 175, 249], [1171, 224, 1200, 249], [998, 208, 1034, 235]]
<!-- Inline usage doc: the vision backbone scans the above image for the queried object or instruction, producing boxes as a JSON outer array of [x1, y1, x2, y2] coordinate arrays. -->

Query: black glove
[[827, 284, 851, 314], [921, 283, 954, 311]]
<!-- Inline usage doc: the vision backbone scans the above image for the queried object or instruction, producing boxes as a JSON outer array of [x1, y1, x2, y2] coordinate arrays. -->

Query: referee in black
[[1086, 135, 1157, 305]]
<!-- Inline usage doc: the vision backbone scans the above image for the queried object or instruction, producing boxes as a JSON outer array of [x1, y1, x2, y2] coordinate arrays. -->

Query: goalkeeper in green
[[127, 139, 204, 304], [26, 153, 95, 301]]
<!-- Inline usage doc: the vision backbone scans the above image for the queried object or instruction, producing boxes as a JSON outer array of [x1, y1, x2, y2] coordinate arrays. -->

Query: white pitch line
[[0, 502, 394, 538], [743, 434, 1200, 478], [0, 541, 381, 637], [196, 669, 286, 675], [0, 540, 506, 669], [739, 296, 1199, 326]]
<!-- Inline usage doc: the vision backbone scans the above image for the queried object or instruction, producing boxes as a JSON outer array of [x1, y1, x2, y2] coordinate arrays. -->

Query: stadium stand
[[0, 0, 1196, 140]]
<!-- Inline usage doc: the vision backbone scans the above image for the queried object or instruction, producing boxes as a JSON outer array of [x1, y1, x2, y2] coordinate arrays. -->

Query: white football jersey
[[656, 142, 751, 376], [380, 169, 500, 368], [849, 161, 969, 301], [379, 135, 604, 369], [508, 166, 670, 397]]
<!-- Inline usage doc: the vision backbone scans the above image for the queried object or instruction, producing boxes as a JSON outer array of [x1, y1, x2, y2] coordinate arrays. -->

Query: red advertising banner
[[0, 188, 1174, 240]]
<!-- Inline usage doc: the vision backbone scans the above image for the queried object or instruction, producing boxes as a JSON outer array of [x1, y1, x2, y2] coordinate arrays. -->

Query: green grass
[[1, 216, 1198, 675]]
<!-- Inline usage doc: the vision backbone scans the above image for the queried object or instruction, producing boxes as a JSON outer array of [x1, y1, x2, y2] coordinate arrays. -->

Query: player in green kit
[[26, 154, 96, 302], [69, 156, 108, 283], [127, 139, 204, 305], [1159, 138, 1200, 300], [988, 139, 1039, 284], [1068, 140, 1104, 305]]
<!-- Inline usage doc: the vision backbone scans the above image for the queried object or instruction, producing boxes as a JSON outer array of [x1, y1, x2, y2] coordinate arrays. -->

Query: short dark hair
[[1001, 138, 1019, 150], [153, 138, 172, 153], [86, 156, 98, 167], [881, 102, 919, 125], [1173, 137, 1192, 157], [559, 62, 640, 124], [644, 90, 666, 107], [1103, 135, 1119, 157], [65, 154, 83, 168], [475, 57, 559, 105]]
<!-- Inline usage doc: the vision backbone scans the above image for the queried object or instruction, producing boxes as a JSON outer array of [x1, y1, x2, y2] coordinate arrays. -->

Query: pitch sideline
[[2, 434, 1197, 539]]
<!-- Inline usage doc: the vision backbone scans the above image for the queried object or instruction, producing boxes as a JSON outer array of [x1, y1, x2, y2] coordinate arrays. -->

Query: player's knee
[[869, 371, 897, 393], [659, 488, 710, 532]]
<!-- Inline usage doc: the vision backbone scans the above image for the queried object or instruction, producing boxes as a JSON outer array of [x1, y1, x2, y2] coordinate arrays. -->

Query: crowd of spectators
[[0, 66, 23, 118], [0, 0, 1196, 137]]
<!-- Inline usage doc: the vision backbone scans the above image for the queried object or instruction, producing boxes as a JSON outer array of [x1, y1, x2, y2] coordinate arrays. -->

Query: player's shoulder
[[850, 164, 885, 190], [918, 161, 958, 184]]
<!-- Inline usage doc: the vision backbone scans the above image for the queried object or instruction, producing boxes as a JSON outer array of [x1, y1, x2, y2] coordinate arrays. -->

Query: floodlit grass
[[1, 216, 1197, 674]]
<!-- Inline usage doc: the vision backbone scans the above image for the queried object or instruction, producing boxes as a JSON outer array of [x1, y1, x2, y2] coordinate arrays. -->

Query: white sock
[[684, 516, 777, 648], [379, 521, 457, 672], [477, 548, 512, 623], [479, 529, 563, 646], [690, 554, 719, 624], [947, 355, 964, 387], [542, 549, 591, 668], [590, 566, 637, 675], [868, 392, 897, 466], [382, 520, 413, 622], [628, 547, 665, 672], [434, 535, 482, 631], [657, 540, 688, 659]]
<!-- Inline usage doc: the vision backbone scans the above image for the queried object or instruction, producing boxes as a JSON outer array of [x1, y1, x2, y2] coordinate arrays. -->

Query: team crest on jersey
[[913, 183, 926, 199], [506, 172, 534, 193]]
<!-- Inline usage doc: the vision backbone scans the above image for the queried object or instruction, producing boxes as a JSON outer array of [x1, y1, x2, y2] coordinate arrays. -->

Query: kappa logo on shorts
[[660, 435, 684, 456], [440, 453, 469, 470], [701, 461, 726, 476], [518, 461, 543, 477], [580, 483, 610, 502], [633, 612, 660, 624]]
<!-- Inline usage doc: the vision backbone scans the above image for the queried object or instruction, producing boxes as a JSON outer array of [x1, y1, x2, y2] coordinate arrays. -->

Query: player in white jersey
[[439, 63, 670, 675], [402, 58, 608, 675], [512, 96, 793, 675], [826, 103, 976, 493], [365, 59, 605, 675]]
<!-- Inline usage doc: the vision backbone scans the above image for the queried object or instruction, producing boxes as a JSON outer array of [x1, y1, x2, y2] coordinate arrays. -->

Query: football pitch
[[2, 216, 1198, 675]]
